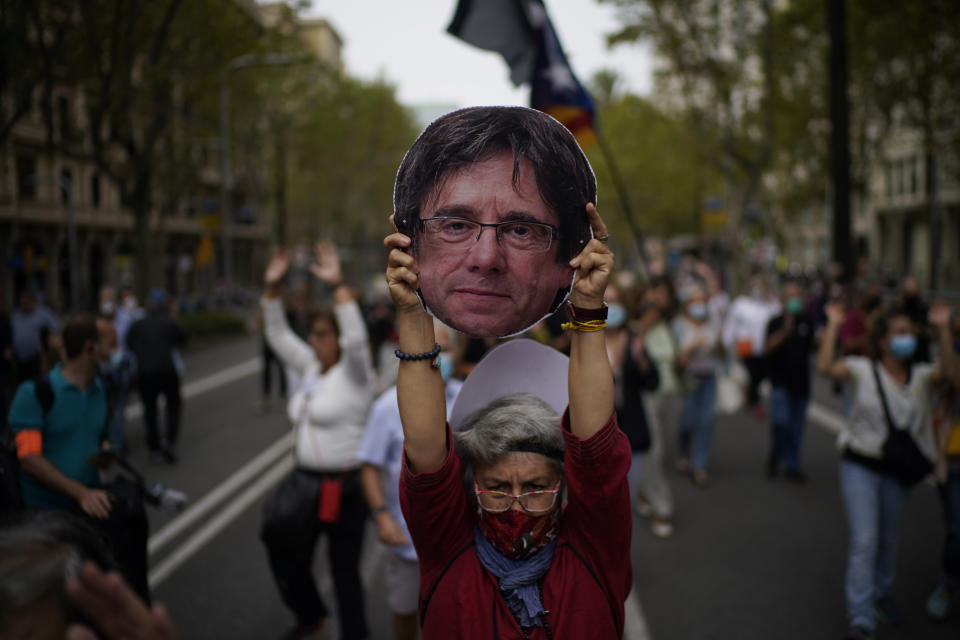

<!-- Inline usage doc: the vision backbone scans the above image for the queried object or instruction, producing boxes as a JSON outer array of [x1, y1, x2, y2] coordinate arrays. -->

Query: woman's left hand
[[310, 242, 343, 286], [568, 203, 613, 309]]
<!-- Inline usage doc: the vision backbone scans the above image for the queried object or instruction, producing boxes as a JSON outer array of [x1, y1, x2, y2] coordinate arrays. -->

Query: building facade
[[0, 2, 343, 313]]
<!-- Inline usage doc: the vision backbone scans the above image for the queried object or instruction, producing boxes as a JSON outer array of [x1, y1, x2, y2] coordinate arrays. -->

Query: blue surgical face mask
[[438, 352, 454, 382], [607, 303, 627, 329], [688, 302, 708, 320], [785, 297, 803, 315], [889, 334, 917, 361], [110, 349, 124, 367]]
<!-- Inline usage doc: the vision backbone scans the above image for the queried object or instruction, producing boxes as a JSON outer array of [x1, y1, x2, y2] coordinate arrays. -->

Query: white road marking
[[624, 587, 652, 640], [148, 454, 294, 588], [808, 401, 846, 435], [148, 432, 293, 556]]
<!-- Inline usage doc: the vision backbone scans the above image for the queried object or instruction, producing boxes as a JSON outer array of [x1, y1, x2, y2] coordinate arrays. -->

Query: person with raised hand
[[384, 203, 633, 639], [818, 298, 956, 640], [259, 242, 375, 640]]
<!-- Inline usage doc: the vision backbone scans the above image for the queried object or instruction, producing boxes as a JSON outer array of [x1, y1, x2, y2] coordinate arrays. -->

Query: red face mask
[[477, 506, 561, 560]]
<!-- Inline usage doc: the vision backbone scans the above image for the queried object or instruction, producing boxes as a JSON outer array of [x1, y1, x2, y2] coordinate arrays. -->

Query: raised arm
[[385, 225, 447, 473], [816, 301, 852, 383], [567, 204, 615, 440], [928, 300, 956, 386], [311, 242, 372, 384], [262, 248, 315, 375]]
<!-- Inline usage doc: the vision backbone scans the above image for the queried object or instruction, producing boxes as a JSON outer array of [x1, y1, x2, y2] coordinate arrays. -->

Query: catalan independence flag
[[447, 0, 597, 147]]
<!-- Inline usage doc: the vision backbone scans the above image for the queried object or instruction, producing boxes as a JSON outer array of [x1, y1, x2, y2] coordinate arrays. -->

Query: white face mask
[[100, 301, 116, 316]]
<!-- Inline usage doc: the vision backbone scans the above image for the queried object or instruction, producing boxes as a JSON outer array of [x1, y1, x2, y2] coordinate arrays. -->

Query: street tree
[[29, 0, 264, 295]]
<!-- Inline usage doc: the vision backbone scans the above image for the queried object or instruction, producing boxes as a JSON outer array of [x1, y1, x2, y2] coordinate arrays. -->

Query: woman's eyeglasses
[[473, 480, 562, 514]]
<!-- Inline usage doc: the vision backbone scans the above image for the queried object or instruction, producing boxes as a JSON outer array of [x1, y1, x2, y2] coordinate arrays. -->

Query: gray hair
[[454, 393, 566, 490], [0, 511, 112, 628]]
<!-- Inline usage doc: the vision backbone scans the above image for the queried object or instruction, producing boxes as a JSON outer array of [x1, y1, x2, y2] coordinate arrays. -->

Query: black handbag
[[872, 364, 932, 486]]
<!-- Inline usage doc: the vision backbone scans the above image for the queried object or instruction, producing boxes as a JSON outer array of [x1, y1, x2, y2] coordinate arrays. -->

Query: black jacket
[[125, 312, 186, 377]]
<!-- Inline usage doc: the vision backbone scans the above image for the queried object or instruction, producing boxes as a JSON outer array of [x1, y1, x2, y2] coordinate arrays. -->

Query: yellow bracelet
[[561, 319, 607, 333]]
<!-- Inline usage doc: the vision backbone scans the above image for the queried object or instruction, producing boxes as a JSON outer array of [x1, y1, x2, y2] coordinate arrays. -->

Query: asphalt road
[[122, 336, 960, 640]]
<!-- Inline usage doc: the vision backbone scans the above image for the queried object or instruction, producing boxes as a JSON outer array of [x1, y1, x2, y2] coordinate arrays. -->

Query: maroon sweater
[[400, 410, 633, 639]]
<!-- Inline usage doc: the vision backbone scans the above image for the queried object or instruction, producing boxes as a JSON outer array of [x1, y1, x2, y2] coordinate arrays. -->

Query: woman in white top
[[259, 243, 375, 640], [818, 300, 955, 640]]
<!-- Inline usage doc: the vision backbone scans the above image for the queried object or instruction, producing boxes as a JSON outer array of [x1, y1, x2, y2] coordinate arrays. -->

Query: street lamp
[[219, 53, 305, 291]]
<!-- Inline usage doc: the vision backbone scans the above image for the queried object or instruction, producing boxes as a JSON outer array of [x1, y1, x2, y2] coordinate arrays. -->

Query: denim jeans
[[840, 459, 910, 631], [768, 387, 809, 472], [678, 374, 717, 472], [939, 464, 960, 587]]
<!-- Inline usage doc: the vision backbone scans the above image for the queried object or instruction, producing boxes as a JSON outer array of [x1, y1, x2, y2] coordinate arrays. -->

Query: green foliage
[[178, 309, 247, 338], [586, 90, 724, 237]]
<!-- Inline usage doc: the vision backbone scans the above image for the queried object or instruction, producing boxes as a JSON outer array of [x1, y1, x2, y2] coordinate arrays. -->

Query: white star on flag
[[542, 63, 576, 91]]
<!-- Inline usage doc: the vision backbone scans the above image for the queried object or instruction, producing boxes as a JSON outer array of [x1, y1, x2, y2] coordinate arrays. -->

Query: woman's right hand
[[264, 248, 291, 298], [824, 301, 845, 326], [264, 248, 291, 286], [384, 226, 423, 315]]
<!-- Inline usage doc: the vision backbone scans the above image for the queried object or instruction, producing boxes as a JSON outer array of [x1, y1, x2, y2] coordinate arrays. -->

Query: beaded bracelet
[[561, 319, 607, 333], [394, 343, 442, 361]]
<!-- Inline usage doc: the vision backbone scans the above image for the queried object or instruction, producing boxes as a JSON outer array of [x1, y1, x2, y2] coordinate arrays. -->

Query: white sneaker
[[651, 518, 674, 539]]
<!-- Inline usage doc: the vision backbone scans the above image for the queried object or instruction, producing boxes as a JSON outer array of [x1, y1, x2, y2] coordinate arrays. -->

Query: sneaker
[[874, 595, 904, 626], [926, 582, 953, 621], [844, 626, 873, 640], [651, 517, 674, 539]]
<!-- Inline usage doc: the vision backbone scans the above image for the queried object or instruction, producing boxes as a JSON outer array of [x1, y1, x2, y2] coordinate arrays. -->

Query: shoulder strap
[[420, 540, 475, 628], [871, 363, 900, 433], [33, 375, 55, 416]]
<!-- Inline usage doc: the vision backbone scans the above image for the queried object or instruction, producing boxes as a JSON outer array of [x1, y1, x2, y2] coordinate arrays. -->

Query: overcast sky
[[305, 0, 653, 110]]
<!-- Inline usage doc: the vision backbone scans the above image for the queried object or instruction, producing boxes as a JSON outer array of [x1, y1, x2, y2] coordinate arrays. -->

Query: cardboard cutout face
[[415, 152, 575, 338], [393, 106, 596, 338]]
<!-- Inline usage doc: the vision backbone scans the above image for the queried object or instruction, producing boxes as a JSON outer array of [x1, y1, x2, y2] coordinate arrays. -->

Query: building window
[[909, 156, 918, 194], [90, 174, 101, 208], [59, 169, 72, 205], [58, 95, 71, 140], [16, 155, 36, 200], [884, 163, 893, 198]]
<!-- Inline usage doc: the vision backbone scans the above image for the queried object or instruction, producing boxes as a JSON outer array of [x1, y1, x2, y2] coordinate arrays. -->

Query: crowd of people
[[1, 105, 959, 640]]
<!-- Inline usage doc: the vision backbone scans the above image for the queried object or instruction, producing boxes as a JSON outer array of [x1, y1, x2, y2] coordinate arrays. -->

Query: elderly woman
[[384, 204, 631, 639], [818, 299, 955, 640], [259, 243, 374, 640]]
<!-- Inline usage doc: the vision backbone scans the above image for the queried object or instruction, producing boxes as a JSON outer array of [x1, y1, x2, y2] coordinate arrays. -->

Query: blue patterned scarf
[[474, 526, 557, 627]]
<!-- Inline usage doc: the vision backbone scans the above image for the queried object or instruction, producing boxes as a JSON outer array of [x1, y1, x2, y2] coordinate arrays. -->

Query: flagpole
[[594, 125, 650, 275]]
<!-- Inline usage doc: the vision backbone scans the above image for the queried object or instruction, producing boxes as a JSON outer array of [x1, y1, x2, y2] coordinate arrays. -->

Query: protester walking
[[605, 275, 660, 522], [259, 243, 374, 640], [927, 312, 960, 622], [764, 280, 816, 482], [638, 276, 681, 537], [818, 299, 956, 640], [11, 290, 59, 383], [125, 289, 186, 464], [673, 284, 722, 486]]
